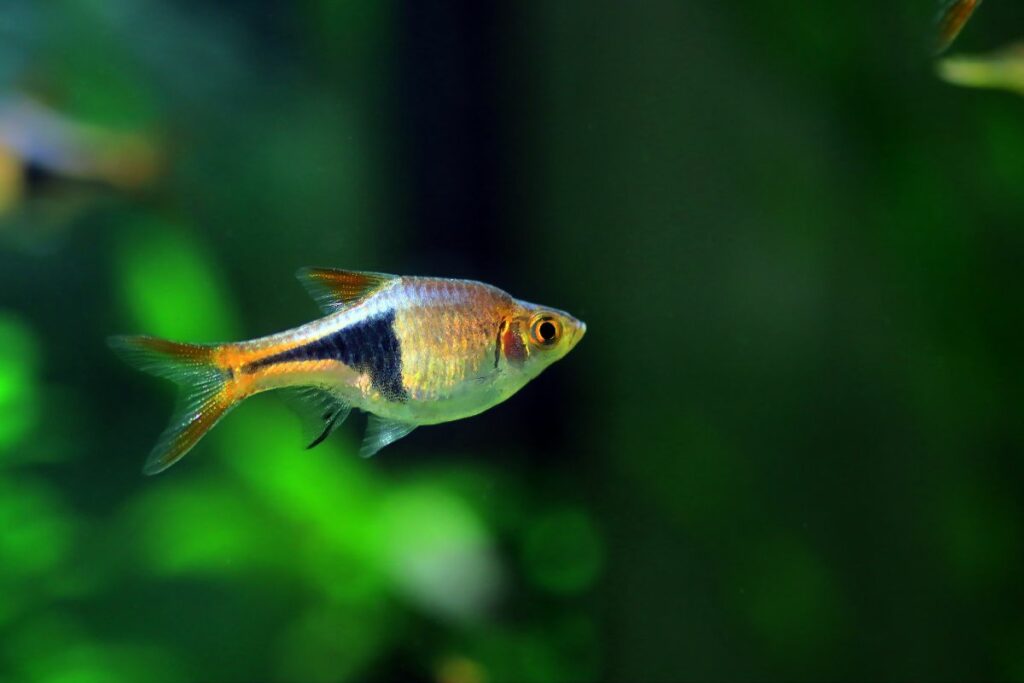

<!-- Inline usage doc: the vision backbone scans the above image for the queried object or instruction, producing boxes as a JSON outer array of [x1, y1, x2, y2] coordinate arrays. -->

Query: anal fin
[[279, 387, 352, 449], [359, 415, 416, 458]]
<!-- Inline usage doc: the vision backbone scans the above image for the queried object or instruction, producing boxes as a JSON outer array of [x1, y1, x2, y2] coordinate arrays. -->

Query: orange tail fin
[[108, 335, 237, 474]]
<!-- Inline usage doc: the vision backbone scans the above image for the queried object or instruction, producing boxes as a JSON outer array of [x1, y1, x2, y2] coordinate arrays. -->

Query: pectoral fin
[[359, 415, 416, 458], [295, 268, 397, 314]]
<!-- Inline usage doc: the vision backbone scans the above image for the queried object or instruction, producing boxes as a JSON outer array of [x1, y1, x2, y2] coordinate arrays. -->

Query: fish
[[109, 268, 587, 474], [0, 95, 161, 193], [937, 41, 1024, 94], [934, 0, 982, 55]]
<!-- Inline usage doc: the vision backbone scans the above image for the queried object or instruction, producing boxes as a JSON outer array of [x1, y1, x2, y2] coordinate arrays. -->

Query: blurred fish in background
[[938, 42, 1024, 93], [0, 93, 162, 250], [0, 94, 161, 193], [933, 0, 1024, 96], [934, 0, 982, 54]]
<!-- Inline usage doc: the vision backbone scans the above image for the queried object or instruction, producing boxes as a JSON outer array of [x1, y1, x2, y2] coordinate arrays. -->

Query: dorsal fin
[[295, 268, 397, 314]]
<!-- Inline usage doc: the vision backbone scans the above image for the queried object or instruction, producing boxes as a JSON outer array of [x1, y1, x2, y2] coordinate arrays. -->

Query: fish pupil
[[539, 321, 557, 343]]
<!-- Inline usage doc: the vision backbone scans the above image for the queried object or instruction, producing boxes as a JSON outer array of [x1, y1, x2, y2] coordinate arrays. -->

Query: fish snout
[[569, 320, 586, 349]]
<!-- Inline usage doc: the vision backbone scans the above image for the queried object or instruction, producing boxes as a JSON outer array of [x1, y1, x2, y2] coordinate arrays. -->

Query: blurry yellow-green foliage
[[2, 0, 1024, 681]]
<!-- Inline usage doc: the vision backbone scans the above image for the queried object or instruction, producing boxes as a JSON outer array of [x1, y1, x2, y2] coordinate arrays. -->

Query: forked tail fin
[[108, 335, 236, 474]]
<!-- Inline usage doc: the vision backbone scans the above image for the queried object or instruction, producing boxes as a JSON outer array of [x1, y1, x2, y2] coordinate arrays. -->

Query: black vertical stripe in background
[[395, 0, 512, 279], [393, 2, 572, 462]]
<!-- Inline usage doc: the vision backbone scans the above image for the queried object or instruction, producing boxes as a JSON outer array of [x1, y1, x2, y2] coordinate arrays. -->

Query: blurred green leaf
[[5, 613, 184, 683], [613, 406, 754, 532], [472, 629, 582, 683], [44, 1, 159, 128], [737, 535, 845, 657], [939, 477, 1021, 587], [115, 218, 239, 342], [379, 482, 501, 621], [132, 481, 273, 577], [275, 605, 389, 683], [523, 507, 603, 595], [214, 400, 397, 608], [0, 311, 39, 452], [0, 478, 76, 581]]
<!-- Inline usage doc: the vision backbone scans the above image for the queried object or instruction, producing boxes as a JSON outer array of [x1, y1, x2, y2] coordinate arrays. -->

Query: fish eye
[[530, 315, 561, 347]]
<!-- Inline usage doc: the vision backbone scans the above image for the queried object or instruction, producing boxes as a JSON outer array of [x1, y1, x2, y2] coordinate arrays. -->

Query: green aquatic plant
[[0, 312, 39, 453], [115, 219, 239, 342], [522, 507, 603, 595]]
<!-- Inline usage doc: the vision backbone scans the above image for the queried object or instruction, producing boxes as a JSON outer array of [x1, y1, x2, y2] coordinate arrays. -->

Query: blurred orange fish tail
[[935, 0, 982, 54]]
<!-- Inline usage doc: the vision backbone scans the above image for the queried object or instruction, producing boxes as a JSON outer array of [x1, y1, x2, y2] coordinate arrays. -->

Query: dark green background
[[2, 1, 1023, 681]]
